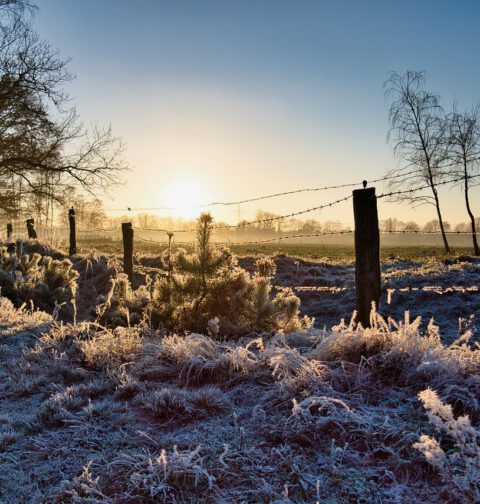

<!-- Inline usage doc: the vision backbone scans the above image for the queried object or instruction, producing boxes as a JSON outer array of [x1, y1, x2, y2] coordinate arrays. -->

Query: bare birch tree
[[447, 106, 480, 255], [385, 70, 450, 253]]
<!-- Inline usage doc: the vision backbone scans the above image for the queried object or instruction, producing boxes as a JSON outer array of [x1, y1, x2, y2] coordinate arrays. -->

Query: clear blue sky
[[36, 0, 480, 225]]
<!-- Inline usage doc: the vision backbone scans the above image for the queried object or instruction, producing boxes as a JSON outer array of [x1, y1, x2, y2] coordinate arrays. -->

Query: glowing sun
[[162, 178, 210, 219]]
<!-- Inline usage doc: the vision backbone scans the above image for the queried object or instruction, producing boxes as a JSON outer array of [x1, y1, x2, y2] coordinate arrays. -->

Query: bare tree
[[404, 221, 420, 232], [0, 1, 126, 217], [423, 219, 451, 232], [57, 189, 107, 229], [447, 106, 480, 255], [385, 70, 451, 253], [380, 217, 404, 232]]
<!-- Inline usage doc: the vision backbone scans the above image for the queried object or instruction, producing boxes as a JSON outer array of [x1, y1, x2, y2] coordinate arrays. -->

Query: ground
[[0, 243, 479, 503]]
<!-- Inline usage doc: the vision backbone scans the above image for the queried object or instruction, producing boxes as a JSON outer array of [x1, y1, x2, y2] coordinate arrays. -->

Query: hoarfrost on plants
[[1, 236, 480, 502]]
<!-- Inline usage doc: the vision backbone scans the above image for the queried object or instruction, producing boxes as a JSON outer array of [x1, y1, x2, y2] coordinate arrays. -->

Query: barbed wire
[[81, 228, 122, 241], [103, 169, 427, 212], [377, 173, 480, 199], [241, 229, 480, 244], [118, 173, 479, 235], [4, 219, 479, 247], [70, 225, 480, 249], [78, 227, 117, 233], [132, 194, 353, 234], [135, 234, 193, 246], [0, 218, 27, 228], [3, 169, 480, 247]]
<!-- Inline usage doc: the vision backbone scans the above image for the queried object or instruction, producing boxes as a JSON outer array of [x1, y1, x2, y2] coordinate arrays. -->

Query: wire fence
[[64, 227, 479, 250], [103, 169, 420, 211], [2, 169, 480, 249], [103, 167, 475, 212]]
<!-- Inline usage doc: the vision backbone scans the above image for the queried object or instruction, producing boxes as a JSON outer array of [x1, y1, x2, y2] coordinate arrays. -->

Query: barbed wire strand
[[132, 194, 353, 234], [104, 166, 475, 212], [377, 173, 480, 199], [103, 169, 428, 212]]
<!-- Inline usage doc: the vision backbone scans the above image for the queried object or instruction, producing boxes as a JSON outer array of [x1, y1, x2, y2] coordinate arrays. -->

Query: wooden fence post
[[68, 207, 76, 255], [15, 239, 22, 258], [7, 223, 12, 240], [353, 185, 380, 327], [26, 218, 37, 239], [122, 222, 134, 284]]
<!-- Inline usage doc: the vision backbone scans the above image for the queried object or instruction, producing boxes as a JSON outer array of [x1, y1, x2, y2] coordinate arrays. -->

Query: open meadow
[[0, 237, 479, 502]]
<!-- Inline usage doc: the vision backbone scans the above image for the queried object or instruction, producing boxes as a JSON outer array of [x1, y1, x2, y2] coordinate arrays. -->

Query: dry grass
[[1, 297, 479, 503], [1, 242, 480, 502]]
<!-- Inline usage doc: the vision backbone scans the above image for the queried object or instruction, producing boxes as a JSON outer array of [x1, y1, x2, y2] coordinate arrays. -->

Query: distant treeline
[[35, 201, 479, 237]]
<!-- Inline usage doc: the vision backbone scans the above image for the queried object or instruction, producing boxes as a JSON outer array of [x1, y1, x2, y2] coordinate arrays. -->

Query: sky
[[35, 0, 480, 226]]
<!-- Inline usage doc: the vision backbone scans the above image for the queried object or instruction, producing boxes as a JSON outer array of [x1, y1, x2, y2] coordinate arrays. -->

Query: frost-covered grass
[[3, 239, 478, 340], [1, 300, 480, 502], [1, 241, 479, 502]]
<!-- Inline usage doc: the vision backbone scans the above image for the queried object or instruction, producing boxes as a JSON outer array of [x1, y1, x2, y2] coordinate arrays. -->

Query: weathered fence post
[[68, 207, 76, 255], [122, 222, 134, 284], [26, 218, 37, 239], [7, 223, 12, 240], [15, 239, 22, 258], [353, 184, 380, 327]]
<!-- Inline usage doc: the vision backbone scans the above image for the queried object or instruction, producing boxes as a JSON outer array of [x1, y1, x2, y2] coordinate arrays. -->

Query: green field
[[73, 237, 476, 261]]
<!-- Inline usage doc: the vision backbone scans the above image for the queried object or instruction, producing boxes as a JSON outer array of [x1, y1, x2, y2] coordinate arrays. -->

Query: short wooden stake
[[15, 239, 22, 258], [7, 223, 12, 240], [26, 218, 37, 239], [68, 208, 76, 255], [122, 222, 134, 284], [353, 186, 380, 327]]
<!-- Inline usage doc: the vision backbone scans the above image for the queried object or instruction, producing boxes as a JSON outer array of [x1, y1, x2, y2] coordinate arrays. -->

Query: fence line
[[103, 166, 473, 212], [380, 229, 479, 235], [2, 172, 479, 239], [51, 227, 480, 249], [104, 169, 421, 212], [377, 173, 480, 199], [132, 194, 353, 234], [2, 171, 480, 252]]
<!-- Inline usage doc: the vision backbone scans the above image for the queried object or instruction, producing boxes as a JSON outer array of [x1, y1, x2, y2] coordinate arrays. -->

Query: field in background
[[70, 237, 476, 261]]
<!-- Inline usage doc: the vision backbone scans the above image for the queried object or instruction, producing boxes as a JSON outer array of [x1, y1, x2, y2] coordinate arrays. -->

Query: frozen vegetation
[[0, 231, 479, 502]]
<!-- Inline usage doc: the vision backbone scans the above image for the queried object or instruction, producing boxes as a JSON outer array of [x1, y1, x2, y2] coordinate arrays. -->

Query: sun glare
[[162, 178, 210, 219]]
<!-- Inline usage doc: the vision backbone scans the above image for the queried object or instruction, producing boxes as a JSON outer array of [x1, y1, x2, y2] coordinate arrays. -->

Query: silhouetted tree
[[404, 221, 420, 232], [385, 71, 450, 253], [300, 219, 321, 233], [254, 210, 277, 230], [423, 219, 451, 232], [447, 106, 480, 255], [380, 218, 404, 232], [0, 1, 126, 216]]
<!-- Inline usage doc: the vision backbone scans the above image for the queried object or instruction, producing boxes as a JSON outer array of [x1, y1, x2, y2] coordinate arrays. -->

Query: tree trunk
[[463, 160, 480, 255], [426, 165, 450, 254], [432, 187, 450, 253]]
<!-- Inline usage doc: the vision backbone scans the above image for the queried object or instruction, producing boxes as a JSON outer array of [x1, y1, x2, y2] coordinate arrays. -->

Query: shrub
[[140, 387, 190, 419], [98, 213, 311, 337], [79, 327, 144, 370], [96, 273, 150, 327], [107, 445, 216, 500], [0, 241, 78, 319]]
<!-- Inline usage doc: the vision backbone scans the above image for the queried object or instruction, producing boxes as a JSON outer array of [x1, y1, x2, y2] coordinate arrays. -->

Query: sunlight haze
[[36, 0, 480, 226]]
